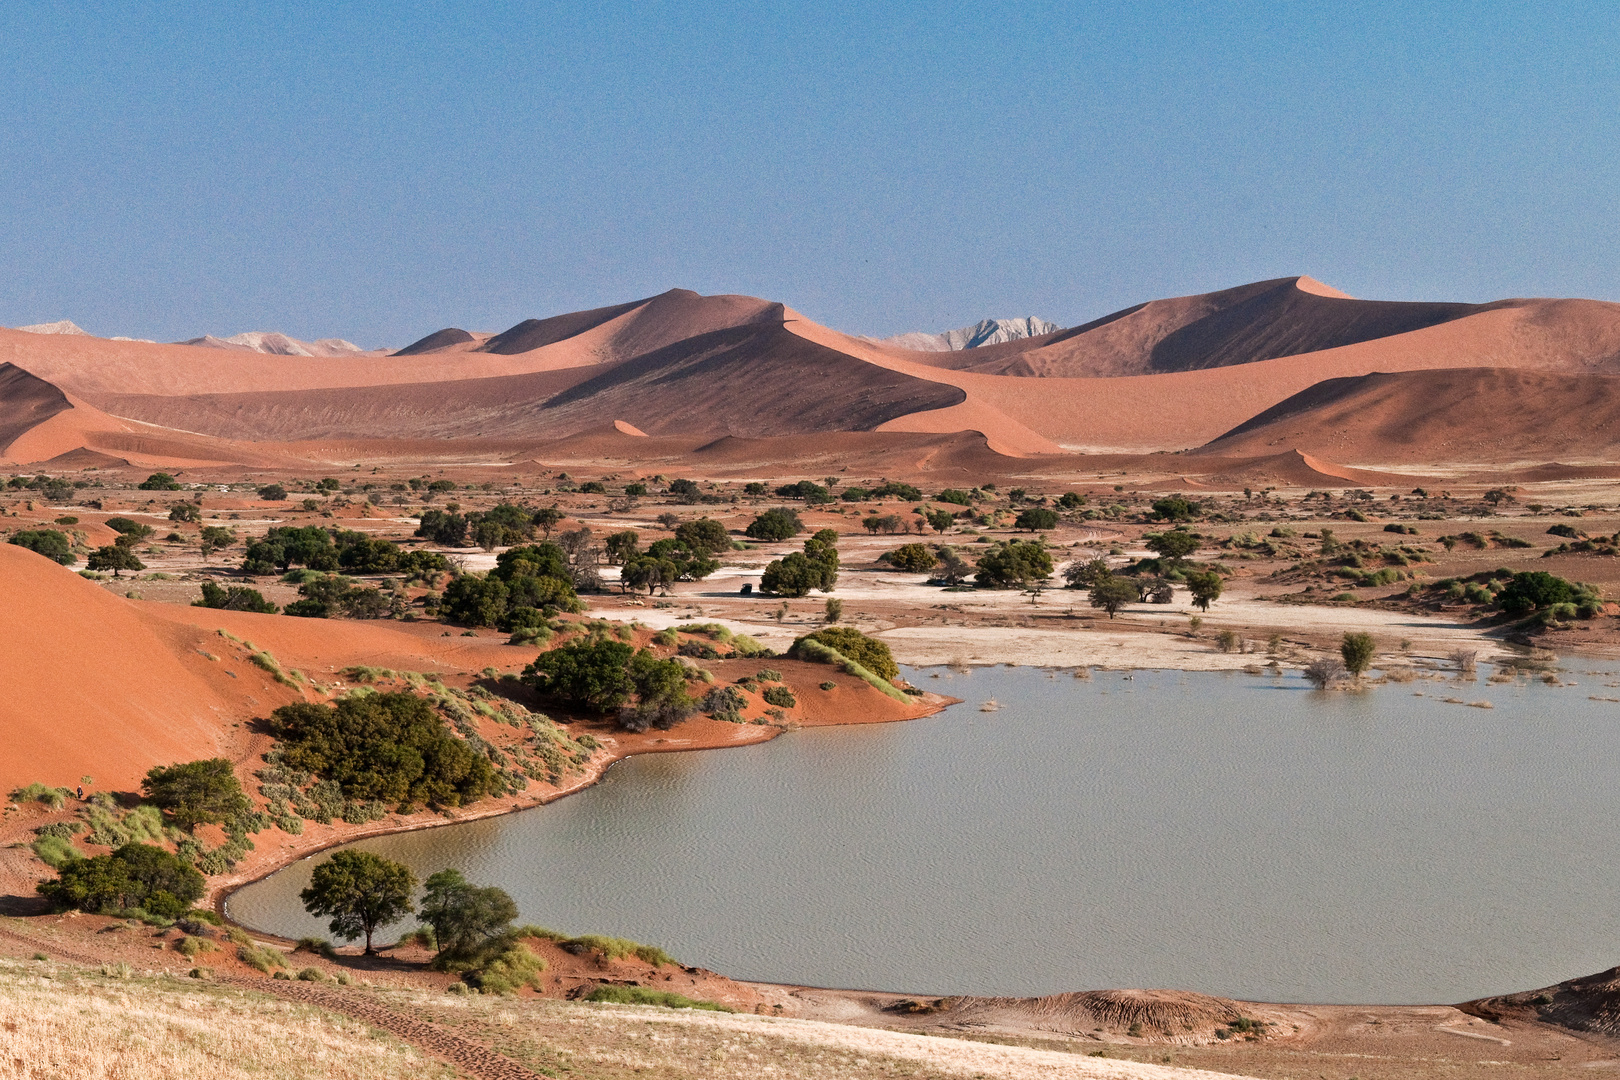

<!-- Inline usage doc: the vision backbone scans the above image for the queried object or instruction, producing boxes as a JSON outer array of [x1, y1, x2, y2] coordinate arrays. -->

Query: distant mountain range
[[876, 317, 1061, 352], [178, 331, 377, 357]]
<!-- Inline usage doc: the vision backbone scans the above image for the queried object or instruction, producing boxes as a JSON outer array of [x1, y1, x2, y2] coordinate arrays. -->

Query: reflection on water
[[229, 665, 1620, 1004]]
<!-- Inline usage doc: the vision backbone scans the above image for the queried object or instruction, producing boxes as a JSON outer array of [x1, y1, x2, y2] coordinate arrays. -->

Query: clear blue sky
[[2, 1, 1616, 346]]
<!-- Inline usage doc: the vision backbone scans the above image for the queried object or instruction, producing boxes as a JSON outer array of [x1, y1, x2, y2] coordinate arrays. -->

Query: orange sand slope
[[5, 276, 1620, 467], [0, 545, 544, 794], [1197, 367, 1620, 466], [0, 545, 247, 794]]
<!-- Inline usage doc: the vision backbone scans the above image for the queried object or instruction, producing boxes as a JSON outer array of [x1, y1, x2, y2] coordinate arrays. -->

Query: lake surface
[[229, 664, 1620, 1004]]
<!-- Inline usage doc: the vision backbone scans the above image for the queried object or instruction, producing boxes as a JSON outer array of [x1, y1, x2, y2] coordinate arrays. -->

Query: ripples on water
[[229, 664, 1620, 1004]]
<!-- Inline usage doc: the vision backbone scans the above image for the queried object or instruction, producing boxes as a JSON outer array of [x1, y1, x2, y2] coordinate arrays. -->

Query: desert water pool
[[229, 665, 1620, 1003]]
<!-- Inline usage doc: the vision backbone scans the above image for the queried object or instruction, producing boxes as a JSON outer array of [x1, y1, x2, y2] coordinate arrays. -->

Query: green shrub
[[744, 508, 803, 541], [884, 543, 937, 572], [820, 681, 837, 691], [585, 986, 732, 1011], [789, 638, 909, 703], [40, 843, 205, 914], [790, 627, 898, 680], [296, 967, 327, 982], [270, 692, 495, 809], [762, 685, 796, 708], [700, 686, 748, 723], [7, 529, 76, 566]]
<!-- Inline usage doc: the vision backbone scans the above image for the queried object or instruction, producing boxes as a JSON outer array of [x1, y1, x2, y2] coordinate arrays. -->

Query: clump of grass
[[296, 967, 327, 982], [249, 650, 300, 688], [30, 834, 80, 868], [585, 985, 732, 1011], [564, 934, 675, 967], [238, 943, 288, 973], [11, 782, 70, 810], [294, 937, 337, 959], [176, 935, 216, 958]]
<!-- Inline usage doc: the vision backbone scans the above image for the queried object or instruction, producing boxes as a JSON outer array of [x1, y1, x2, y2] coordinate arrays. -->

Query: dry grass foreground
[[0, 956, 453, 1080], [0, 956, 1264, 1080]]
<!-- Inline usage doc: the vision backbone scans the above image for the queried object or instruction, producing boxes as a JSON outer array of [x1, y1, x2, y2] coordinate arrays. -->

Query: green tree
[[39, 843, 203, 913], [300, 851, 416, 954], [885, 543, 937, 572], [973, 540, 1052, 588], [258, 483, 288, 501], [142, 758, 251, 830], [1089, 576, 1138, 618], [1496, 571, 1579, 617], [745, 508, 802, 541], [8, 529, 75, 565], [935, 489, 972, 506], [104, 517, 154, 542], [1184, 569, 1224, 612], [168, 502, 202, 523], [1014, 508, 1059, 532], [622, 554, 678, 595], [675, 518, 729, 556], [1145, 530, 1200, 566], [620, 649, 697, 732], [199, 525, 236, 557], [138, 473, 182, 491], [415, 510, 468, 546], [1150, 496, 1199, 521], [531, 506, 565, 538], [524, 640, 637, 712], [1063, 558, 1111, 588], [194, 581, 278, 613], [604, 530, 640, 564], [419, 869, 519, 958], [268, 693, 495, 808], [924, 508, 955, 534], [1057, 492, 1086, 510], [88, 544, 144, 578], [1341, 632, 1376, 676]]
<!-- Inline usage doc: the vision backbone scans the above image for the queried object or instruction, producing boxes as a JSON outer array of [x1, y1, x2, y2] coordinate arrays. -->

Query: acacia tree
[[419, 869, 518, 958], [87, 544, 144, 578], [141, 758, 250, 831], [300, 850, 416, 955], [1341, 632, 1376, 677], [1185, 569, 1223, 612], [1089, 576, 1137, 618], [1146, 530, 1200, 568]]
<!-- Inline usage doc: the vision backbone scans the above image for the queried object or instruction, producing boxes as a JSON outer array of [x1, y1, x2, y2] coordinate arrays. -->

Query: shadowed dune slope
[[391, 327, 475, 356], [1198, 367, 1620, 464], [0, 546, 248, 793], [537, 321, 966, 437], [478, 289, 783, 361], [0, 364, 71, 454], [916, 277, 1501, 377], [479, 297, 649, 354]]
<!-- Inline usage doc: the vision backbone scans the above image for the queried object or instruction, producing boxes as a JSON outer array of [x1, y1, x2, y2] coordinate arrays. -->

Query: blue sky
[[2, 1, 1616, 345]]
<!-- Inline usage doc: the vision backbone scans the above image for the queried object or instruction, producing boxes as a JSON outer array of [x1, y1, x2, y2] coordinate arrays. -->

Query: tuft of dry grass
[[0, 958, 454, 1080]]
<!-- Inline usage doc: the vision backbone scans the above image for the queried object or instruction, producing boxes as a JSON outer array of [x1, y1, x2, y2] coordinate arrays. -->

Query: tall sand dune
[[0, 546, 254, 792], [0, 364, 72, 455], [1197, 367, 1620, 466]]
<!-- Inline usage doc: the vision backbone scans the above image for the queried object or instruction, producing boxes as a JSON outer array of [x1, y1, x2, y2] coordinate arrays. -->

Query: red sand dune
[[0, 546, 259, 793], [1197, 367, 1620, 465], [8, 278, 1620, 470]]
